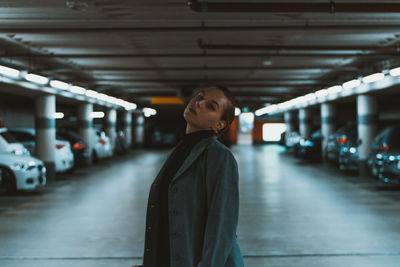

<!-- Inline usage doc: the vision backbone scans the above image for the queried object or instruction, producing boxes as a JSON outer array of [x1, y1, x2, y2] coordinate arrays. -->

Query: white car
[[0, 152, 46, 192], [0, 128, 30, 156], [92, 130, 113, 162], [8, 128, 74, 173]]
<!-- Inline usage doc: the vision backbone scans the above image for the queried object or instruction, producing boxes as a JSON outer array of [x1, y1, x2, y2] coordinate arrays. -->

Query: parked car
[[114, 130, 129, 155], [0, 128, 30, 156], [326, 122, 357, 164], [57, 128, 90, 166], [285, 131, 301, 149], [8, 128, 74, 173], [338, 125, 359, 172], [0, 152, 46, 192], [297, 129, 323, 162], [92, 130, 113, 162], [367, 126, 400, 183]]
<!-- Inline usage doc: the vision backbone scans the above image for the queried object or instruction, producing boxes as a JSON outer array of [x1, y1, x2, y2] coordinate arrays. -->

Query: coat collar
[[169, 136, 215, 185]]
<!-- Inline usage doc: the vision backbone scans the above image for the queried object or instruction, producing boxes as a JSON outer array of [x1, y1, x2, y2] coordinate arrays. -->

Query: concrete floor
[[1, 144, 400, 267]]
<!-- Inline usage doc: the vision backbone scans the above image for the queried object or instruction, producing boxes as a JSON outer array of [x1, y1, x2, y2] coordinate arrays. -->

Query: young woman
[[132, 86, 244, 267]]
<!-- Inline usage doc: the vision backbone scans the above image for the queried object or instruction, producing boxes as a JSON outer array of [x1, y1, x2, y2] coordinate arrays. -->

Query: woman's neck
[[186, 124, 212, 134]]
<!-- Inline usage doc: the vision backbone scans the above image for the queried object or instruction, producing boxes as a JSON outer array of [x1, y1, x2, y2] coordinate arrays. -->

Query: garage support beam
[[122, 111, 132, 149], [321, 103, 336, 161], [299, 108, 312, 139], [357, 95, 378, 174], [284, 111, 296, 146], [105, 108, 117, 154], [133, 113, 145, 148], [35, 95, 56, 182], [78, 103, 93, 164]]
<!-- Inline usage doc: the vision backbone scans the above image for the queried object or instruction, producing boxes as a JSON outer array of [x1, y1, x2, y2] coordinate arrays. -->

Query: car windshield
[[387, 127, 400, 148], [0, 132, 18, 143]]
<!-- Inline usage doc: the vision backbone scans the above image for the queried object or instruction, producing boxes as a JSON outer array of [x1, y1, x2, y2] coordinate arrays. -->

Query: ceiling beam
[[188, 0, 400, 13], [0, 53, 389, 58]]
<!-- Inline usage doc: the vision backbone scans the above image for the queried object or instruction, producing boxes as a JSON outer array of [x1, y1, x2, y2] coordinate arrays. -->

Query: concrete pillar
[[104, 108, 117, 154], [321, 103, 336, 160], [357, 95, 378, 172], [284, 111, 296, 146], [78, 103, 93, 164], [299, 108, 312, 139], [123, 111, 132, 149], [35, 95, 56, 181], [133, 112, 145, 147]]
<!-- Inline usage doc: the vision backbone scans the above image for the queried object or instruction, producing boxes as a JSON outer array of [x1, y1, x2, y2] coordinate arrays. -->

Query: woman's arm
[[197, 147, 239, 267]]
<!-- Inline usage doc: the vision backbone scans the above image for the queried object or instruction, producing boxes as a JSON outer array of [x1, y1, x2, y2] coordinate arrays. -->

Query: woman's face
[[183, 87, 229, 133]]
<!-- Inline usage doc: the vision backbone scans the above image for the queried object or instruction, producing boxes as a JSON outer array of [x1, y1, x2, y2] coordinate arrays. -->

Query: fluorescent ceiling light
[[53, 112, 64, 119], [389, 67, 400, 77], [304, 93, 316, 101], [0, 65, 20, 78], [85, 89, 98, 98], [91, 111, 105, 118], [25, 73, 49, 85], [362, 73, 384, 84], [143, 107, 157, 117], [255, 104, 277, 116], [50, 80, 69, 90], [315, 89, 328, 98], [97, 93, 109, 102], [342, 79, 360, 90], [234, 107, 241, 116], [327, 85, 343, 94], [69, 85, 86, 95]]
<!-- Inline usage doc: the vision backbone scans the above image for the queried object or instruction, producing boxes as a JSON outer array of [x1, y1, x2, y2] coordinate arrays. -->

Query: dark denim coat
[[142, 136, 244, 267]]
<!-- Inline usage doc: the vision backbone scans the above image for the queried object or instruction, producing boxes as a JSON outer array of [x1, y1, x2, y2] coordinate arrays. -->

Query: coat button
[[174, 255, 183, 261], [146, 248, 151, 253], [172, 187, 178, 193], [150, 203, 156, 209], [147, 226, 152, 231], [173, 210, 179, 216]]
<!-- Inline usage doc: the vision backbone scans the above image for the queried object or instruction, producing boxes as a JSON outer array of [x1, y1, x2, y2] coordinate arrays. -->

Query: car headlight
[[376, 153, 383, 159], [304, 140, 314, 147], [389, 155, 396, 161], [349, 147, 357, 154], [11, 148, 24, 156], [11, 162, 28, 171]]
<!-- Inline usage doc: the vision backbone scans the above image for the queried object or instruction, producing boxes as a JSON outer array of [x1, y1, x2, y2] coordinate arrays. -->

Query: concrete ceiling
[[1, 0, 400, 110]]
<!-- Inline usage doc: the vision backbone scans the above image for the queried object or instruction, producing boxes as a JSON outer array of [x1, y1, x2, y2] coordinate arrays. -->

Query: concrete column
[[123, 111, 132, 149], [133, 112, 145, 147], [321, 103, 336, 159], [78, 103, 93, 164], [284, 111, 296, 146], [357, 95, 378, 170], [299, 108, 312, 139], [35, 95, 56, 181], [104, 108, 117, 154]]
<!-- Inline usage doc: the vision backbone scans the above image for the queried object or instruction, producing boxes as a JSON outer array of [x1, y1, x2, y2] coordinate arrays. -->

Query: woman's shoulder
[[205, 137, 236, 161]]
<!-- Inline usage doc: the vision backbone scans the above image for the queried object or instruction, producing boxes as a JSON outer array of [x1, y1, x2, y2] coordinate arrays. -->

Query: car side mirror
[[357, 139, 362, 146]]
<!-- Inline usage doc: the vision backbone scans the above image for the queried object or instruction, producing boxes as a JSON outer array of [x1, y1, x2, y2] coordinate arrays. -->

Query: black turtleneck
[[156, 129, 215, 267]]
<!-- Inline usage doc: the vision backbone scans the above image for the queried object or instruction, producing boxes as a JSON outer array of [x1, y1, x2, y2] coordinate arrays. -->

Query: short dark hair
[[212, 85, 236, 136]]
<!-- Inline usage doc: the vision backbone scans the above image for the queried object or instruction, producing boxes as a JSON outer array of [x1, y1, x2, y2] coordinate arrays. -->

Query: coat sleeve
[[197, 146, 239, 267]]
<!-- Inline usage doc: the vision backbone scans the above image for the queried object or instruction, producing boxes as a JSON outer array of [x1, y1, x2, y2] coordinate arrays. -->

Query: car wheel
[[371, 164, 379, 177], [1, 168, 17, 193], [92, 150, 99, 164]]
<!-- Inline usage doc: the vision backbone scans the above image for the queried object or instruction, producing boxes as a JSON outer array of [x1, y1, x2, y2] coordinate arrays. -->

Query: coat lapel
[[170, 136, 214, 185]]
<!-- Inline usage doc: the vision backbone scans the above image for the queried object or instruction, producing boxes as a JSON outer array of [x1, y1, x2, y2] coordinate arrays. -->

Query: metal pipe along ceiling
[[187, 0, 400, 13], [197, 39, 400, 53]]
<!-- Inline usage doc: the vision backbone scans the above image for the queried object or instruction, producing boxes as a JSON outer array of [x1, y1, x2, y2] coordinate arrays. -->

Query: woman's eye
[[207, 104, 216, 111]]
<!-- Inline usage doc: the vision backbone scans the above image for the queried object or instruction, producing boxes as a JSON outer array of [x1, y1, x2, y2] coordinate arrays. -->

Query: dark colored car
[[57, 129, 90, 166], [367, 126, 400, 183], [297, 129, 323, 162], [338, 126, 359, 172], [326, 122, 357, 164], [114, 130, 129, 155]]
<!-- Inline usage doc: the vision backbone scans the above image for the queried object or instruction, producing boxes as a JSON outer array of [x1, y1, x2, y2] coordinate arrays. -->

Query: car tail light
[[55, 144, 65, 149], [336, 137, 348, 144], [99, 139, 106, 145], [381, 143, 390, 150], [118, 135, 125, 140], [73, 142, 85, 150]]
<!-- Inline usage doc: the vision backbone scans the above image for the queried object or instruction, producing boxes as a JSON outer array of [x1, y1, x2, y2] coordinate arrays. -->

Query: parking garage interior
[[2, 1, 400, 267]]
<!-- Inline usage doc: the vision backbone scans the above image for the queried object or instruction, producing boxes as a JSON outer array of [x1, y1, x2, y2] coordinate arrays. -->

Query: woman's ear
[[215, 120, 227, 131]]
